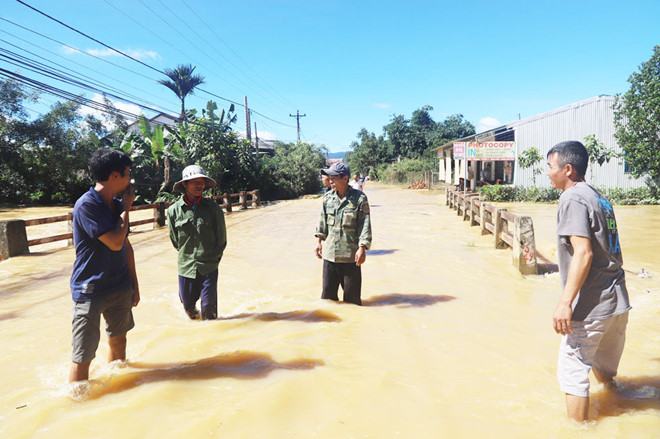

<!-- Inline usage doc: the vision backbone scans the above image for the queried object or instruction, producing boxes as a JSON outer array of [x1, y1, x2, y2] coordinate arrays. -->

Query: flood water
[[1, 185, 658, 438]]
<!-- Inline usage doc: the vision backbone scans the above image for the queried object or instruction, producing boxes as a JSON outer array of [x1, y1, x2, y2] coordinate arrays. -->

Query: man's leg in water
[[565, 394, 589, 422]]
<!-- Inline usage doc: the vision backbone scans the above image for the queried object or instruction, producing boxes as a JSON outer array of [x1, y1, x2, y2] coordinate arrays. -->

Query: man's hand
[[132, 285, 140, 307], [122, 185, 136, 212], [355, 246, 366, 266], [315, 241, 323, 259], [553, 301, 573, 335]]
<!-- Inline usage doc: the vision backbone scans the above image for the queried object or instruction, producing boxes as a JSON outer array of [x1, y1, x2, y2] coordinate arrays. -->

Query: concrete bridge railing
[[0, 190, 260, 260], [446, 187, 538, 275]]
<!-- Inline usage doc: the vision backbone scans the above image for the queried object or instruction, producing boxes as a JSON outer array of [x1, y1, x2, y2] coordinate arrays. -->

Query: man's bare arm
[[553, 235, 593, 335]]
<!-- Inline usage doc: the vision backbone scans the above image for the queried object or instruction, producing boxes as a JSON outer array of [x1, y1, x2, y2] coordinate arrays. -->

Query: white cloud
[[372, 102, 391, 109], [61, 45, 79, 55], [477, 116, 502, 133], [79, 93, 142, 126], [61, 46, 160, 60]]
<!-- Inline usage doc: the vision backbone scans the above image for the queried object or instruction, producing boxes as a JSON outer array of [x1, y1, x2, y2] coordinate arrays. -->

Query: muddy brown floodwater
[[1, 185, 658, 438]]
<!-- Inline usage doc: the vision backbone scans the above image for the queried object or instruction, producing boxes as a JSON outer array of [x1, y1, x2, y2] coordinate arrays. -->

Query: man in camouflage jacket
[[315, 162, 372, 305]]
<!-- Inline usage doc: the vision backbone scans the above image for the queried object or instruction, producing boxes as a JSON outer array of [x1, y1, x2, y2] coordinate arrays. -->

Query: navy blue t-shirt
[[70, 188, 130, 302]]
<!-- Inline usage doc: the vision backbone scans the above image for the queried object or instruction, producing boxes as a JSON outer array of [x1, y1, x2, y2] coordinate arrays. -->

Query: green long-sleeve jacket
[[167, 197, 227, 279], [315, 187, 372, 263]]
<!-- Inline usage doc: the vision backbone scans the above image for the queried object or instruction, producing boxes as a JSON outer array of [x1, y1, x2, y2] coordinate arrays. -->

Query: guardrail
[[446, 187, 538, 275], [0, 190, 260, 260]]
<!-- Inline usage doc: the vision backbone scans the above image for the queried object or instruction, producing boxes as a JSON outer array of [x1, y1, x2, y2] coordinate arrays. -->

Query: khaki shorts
[[557, 311, 628, 397], [71, 288, 135, 363]]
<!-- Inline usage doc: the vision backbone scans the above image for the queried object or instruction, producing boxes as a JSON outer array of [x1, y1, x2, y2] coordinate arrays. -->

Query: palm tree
[[158, 64, 205, 121]]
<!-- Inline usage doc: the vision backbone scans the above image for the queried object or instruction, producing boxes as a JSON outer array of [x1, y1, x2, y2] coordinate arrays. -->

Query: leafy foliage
[[480, 185, 560, 202], [347, 106, 474, 176], [517, 147, 544, 185], [0, 79, 326, 205], [614, 45, 660, 188], [259, 141, 326, 199], [158, 64, 205, 120]]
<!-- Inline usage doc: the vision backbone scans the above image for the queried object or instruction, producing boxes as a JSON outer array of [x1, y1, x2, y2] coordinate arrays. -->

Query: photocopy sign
[[452, 142, 466, 159], [466, 142, 516, 161]]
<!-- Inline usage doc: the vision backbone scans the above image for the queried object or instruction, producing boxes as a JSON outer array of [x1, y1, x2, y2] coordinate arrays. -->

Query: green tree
[[583, 134, 617, 182], [158, 64, 205, 121], [261, 141, 326, 199], [614, 45, 660, 189], [434, 114, 475, 145], [347, 128, 393, 177], [383, 114, 412, 159], [518, 147, 543, 185]]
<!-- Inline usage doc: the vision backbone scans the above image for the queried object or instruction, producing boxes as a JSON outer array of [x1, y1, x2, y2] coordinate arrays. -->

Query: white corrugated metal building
[[436, 96, 646, 189]]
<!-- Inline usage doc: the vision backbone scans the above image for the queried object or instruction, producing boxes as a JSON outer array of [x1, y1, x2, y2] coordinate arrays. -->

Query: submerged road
[[1, 184, 658, 438]]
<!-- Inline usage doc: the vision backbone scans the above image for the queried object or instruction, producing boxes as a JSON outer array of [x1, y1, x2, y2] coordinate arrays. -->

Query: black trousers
[[322, 260, 362, 305]]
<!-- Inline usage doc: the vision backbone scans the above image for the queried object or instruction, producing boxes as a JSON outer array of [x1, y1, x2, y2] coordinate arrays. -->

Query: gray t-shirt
[[556, 182, 631, 321]]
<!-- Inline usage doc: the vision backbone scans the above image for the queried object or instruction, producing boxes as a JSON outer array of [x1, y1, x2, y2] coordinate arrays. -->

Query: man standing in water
[[70, 149, 139, 382], [546, 141, 631, 421], [315, 162, 372, 305], [167, 165, 226, 320]]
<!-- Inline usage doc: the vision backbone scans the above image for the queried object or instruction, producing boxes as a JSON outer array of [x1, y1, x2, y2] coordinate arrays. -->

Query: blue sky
[[1, 0, 658, 151]]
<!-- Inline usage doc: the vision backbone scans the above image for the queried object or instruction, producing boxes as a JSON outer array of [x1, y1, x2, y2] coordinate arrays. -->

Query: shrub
[[479, 184, 658, 204], [377, 158, 434, 184]]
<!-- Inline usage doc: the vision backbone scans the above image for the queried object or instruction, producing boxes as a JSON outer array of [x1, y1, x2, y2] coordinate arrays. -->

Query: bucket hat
[[172, 165, 217, 193]]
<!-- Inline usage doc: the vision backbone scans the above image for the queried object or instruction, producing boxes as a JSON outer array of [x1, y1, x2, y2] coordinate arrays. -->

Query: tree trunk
[[159, 156, 171, 193]]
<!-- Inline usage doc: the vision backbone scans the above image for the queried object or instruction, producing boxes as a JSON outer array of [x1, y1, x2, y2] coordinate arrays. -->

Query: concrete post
[[251, 190, 261, 208], [512, 215, 539, 275], [223, 193, 232, 213], [67, 212, 74, 245], [494, 208, 508, 249], [469, 198, 478, 226], [239, 191, 247, 209], [154, 202, 166, 228], [480, 203, 488, 235], [463, 195, 474, 221], [0, 220, 29, 259]]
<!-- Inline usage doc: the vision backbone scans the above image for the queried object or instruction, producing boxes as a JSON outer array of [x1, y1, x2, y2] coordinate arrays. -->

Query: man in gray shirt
[[546, 140, 631, 422]]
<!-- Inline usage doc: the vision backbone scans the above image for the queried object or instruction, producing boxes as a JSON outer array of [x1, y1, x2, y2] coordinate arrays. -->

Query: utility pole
[[254, 121, 259, 155], [289, 110, 306, 143], [244, 96, 251, 141]]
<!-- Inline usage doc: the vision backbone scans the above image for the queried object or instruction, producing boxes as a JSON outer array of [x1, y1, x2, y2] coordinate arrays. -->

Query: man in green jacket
[[167, 165, 227, 320], [315, 162, 372, 305]]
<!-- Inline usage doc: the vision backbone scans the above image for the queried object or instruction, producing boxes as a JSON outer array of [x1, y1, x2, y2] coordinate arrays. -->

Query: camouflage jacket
[[315, 187, 372, 263], [167, 197, 227, 279]]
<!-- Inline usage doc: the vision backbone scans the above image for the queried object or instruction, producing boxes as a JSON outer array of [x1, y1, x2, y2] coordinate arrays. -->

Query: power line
[[0, 28, 176, 108], [0, 48, 170, 117], [180, 0, 297, 110], [0, 17, 158, 82], [11, 1, 296, 129], [138, 0, 293, 114], [15, 0, 164, 75], [0, 38, 171, 113], [163, 0, 295, 112]]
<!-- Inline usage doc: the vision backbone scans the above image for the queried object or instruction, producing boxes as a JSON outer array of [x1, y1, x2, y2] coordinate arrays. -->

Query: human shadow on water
[[83, 351, 324, 400], [218, 309, 341, 323], [0, 311, 20, 321], [367, 249, 398, 256], [363, 293, 456, 308], [590, 375, 660, 419]]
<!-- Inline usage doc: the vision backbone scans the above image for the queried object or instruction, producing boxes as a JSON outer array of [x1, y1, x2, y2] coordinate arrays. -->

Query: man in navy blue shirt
[[69, 148, 139, 383]]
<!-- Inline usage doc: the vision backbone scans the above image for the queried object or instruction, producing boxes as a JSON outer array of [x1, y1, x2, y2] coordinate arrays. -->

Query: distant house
[[125, 112, 179, 135], [125, 113, 276, 155], [436, 96, 645, 189]]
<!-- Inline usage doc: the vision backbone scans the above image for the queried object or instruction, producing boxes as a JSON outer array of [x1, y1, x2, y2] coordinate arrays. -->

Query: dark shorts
[[322, 260, 362, 305], [71, 287, 135, 363]]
